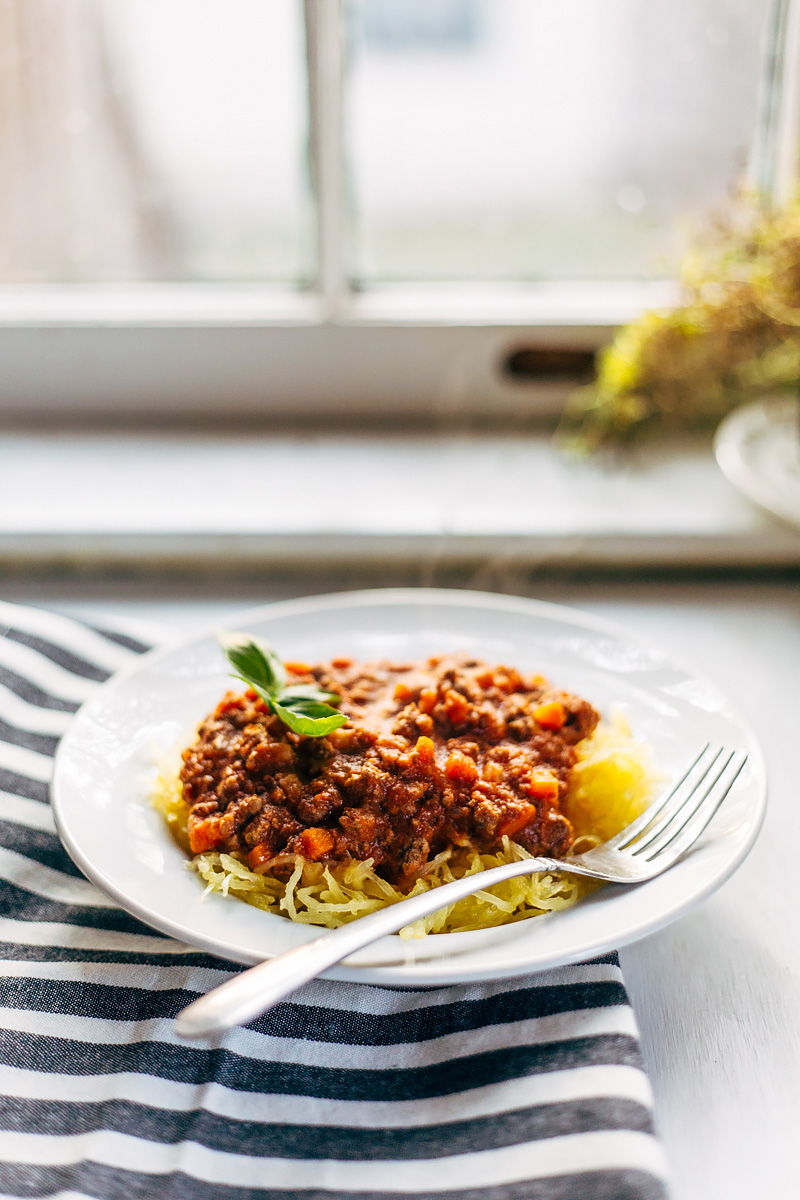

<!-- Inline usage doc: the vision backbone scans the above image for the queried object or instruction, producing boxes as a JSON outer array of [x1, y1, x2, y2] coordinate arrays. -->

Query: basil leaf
[[217, 634, 345, 737], [272, 698, 348, 737], [218, 631, 286, 697], [280, 683, 342, 706]]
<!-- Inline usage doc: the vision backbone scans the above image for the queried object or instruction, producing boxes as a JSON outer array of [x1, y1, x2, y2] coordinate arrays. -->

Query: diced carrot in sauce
[[284, 661, 312, 675], [524, 769, 560, 802], [414, 735, 435, 764], [298, 827, 336, 860], [475, 670, 495, 689], [247, 843, 273, 871], [394, 682, 413, 702], [444, 751, 478, 784], [491, 668, 524, 695], [418, 688, 437, 714], [331, 657, 353, 669], [247, 741, 294, 772], [497, 804, 538, 839], [444, 690, 470, 725], [533, 701, 567, 730], [188, 817, 224, 854]]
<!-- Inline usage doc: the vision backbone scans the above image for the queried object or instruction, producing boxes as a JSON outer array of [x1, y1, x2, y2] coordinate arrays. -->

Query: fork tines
[[611, 743, 748, 863]]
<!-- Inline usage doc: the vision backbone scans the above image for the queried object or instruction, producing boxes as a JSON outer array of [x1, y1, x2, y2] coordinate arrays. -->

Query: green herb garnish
[[218, 632, 347, 737], [561, 191, 800, 450]]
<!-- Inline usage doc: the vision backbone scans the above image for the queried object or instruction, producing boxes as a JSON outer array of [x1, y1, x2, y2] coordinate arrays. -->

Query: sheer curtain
[[0, 0, 170, 281]]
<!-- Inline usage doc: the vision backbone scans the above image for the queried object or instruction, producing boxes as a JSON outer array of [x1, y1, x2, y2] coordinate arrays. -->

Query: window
[[0, 0, 789, 418], [347, 0, 769, 283], [0, 0, 310, 285]]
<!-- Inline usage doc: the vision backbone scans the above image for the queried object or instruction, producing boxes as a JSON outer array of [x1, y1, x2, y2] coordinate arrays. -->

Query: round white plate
[[715, 394, 800, 529], [52, 589, 766, 985]]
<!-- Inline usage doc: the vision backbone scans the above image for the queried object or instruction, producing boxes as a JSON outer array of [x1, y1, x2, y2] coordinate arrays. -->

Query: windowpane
[[345, 0, 772, 282], [0, 0, 309, 283]]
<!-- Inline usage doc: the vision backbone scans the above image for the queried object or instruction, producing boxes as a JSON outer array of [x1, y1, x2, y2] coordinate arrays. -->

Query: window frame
[[0, 0, 795, 420]]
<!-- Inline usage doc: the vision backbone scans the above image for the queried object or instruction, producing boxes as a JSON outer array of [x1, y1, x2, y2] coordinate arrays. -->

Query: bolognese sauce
[[180, 655, 599, 885]]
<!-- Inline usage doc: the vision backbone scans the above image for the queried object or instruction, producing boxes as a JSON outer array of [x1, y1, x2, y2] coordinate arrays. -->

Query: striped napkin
[[0, 599, 669, 1200]]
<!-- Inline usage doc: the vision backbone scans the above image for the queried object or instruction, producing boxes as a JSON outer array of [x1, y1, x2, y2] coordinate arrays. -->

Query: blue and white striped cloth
[[0, 599, 669, 1199]]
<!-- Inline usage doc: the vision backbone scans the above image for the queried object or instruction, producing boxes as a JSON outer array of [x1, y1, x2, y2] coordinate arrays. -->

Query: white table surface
[[3, 573, 797, 1200]]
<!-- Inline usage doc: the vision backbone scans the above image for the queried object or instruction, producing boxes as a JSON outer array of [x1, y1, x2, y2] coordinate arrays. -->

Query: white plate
[[52, 589, 766, 985], [715, 394, 800, 529]]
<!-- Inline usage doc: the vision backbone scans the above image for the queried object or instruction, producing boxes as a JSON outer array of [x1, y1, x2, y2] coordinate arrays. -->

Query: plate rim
[[51, 587, 768, 984]]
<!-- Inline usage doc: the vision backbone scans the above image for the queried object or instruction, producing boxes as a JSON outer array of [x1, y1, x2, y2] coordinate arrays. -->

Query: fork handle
[[175, 856, 557, 1038]]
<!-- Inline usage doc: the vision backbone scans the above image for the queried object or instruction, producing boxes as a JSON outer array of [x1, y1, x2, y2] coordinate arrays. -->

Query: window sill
[[3, 428, 797, 571], [0, 280, 679, 327], [0, 281, 678, 421]]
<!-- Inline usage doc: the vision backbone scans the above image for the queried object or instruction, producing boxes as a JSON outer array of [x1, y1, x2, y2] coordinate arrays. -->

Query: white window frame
[[0, 0, 796, 421]]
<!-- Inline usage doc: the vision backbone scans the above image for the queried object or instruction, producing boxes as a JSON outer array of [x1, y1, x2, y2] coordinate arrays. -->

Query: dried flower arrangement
[[562, 194, 800, 451]]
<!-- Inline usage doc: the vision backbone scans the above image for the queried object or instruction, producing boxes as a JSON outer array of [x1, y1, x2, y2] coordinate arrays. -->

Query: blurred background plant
[[562, 191, 800, 451]]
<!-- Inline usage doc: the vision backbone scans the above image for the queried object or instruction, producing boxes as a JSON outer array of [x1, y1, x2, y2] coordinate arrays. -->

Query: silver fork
[[175, 743, 747, 1039]]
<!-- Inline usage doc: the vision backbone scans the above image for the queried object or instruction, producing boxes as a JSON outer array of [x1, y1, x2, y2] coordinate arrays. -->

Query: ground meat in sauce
[[179, 654, 599, 886]]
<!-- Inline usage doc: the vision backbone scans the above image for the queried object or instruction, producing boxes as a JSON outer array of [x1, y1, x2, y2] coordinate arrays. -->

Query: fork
[[175, 743, 747, 1039]]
